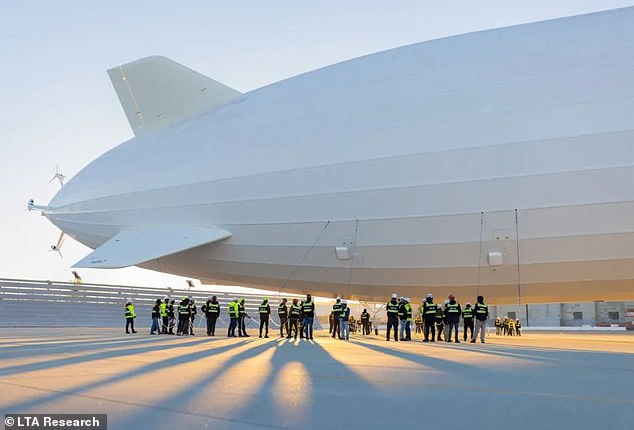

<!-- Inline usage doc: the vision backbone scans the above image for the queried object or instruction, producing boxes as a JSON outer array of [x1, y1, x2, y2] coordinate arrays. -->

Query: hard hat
[[164, 297, 169, 300], [264, 296, 269, 301], [234, 298, 239, 302], [444, 299, 449, 304], [466, 302, 471, 306], [336, 296, 341, 300], [208, 297, 212, 301], [342, 299, 347, 304], [426, 293, 433, 298], [448, 294, 455, 300], [391, 293, 398, 299], [293, 298, 298, 303]]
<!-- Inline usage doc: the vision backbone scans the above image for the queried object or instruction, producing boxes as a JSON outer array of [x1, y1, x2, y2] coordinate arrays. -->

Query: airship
[[30, 7, 634, 304]]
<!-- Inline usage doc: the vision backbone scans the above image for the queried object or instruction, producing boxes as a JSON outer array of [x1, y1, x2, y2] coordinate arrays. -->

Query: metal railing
[[0, 278, 301, 328]]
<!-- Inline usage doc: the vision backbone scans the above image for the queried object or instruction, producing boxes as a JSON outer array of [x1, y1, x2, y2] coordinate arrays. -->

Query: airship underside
[[41, 7, 634, 303]]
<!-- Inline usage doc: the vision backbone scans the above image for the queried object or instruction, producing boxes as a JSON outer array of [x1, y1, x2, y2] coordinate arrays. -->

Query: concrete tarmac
[[0, 328, 633, 429]]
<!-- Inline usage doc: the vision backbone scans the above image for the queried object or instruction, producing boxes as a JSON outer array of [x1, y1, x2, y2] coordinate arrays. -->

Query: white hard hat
[[444, 299, 449, 304], [466, 302, 471, 306], [391, 293, 398, 299], [342, 299, 347, 304], [426, 293, 433, 298]]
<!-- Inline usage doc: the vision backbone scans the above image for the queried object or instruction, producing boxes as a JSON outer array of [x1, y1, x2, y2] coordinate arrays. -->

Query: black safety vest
[[206, 302, 220, 315], [290, 304, 301, 317], [423, 302, 438, 316], [333, 302, 342, 315], [259, 303, 269, 314], [463, 308, 474, 319], [475, 303, 488, 314], [178, 303, 190, 315], [445, 303, 460, 314], [386, 301, 399, 315], [278, 303, 288, 317]]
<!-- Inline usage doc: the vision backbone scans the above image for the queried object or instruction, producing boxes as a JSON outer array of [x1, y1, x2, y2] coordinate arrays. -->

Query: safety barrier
[[0, 278, 302, 329]]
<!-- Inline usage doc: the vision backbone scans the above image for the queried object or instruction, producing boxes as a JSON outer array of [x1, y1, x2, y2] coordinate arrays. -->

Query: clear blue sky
[[1, 0, 632, 289]]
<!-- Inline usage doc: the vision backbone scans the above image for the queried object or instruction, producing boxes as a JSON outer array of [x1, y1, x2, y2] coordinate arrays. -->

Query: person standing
[[471, 295, 489, 343], [462, 302, 474, 341], [150, 298, 161, 335], [386, 293, 400, 341], [227, 298, 239, 337], [202, 296, 220, 336], [238, 298, 249, 337], [302, 294, 315, 340], [422, 294, 438, 342], [298, 301, 305, 339], [259, 297, 271, 338], [160, 297, 169, 334], [444, 295, 461, 343], [332, 297, 342, 339], [124, 300, 137, 334], [168, 299, 176, 334], [177, 297, 190, 336], [495, 317, 502, 335], [360, 309, 370, 335], [515, 319, 522, 336], [189, 299, 197, 335], [278, 298, 289, 338], [404, 298, 413, 341], [287, 298, 301, 339], [340, 300, 351, 340], [435, 306, 445, 341], [398, 297, 408, 341]]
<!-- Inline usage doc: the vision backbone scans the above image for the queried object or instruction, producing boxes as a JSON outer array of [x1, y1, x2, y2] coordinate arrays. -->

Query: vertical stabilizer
[[108, 56, 241, 136]]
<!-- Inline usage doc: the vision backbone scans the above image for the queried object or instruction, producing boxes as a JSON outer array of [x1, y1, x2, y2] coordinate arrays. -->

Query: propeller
[[49, 164, 66, 187], [49, 231, 65, 259]]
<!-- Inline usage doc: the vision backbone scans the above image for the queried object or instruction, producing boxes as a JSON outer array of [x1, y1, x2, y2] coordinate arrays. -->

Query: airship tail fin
[[107, 56, 241, 136], [73, 225, 231, 269]]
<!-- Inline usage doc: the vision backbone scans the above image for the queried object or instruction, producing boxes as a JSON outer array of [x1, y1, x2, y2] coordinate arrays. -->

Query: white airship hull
[[46, 8, 634, 303]]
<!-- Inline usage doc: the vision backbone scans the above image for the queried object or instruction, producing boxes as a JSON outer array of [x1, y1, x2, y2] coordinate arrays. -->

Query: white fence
[[0, 278, 301, 329]]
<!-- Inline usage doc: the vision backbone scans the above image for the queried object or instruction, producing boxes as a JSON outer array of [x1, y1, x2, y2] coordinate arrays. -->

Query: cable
[[476, 211, 484, 296], [514, 208, 522, 314], [278, 220, 331, 293]]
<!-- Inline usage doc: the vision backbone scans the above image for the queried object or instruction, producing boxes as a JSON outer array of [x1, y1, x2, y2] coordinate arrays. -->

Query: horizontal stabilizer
[[108, 56, 241, 136], [73, 225, 231, 269]]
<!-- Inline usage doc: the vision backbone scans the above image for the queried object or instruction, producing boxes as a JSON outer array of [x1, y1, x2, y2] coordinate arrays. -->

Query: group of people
[[124, 296, 222, 336], [495, 317, 522, 336], [386, 293, 489, 343], [275, 295, 316, 340], [328, 307, 372, 337], [124, 292, 512, 345]]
